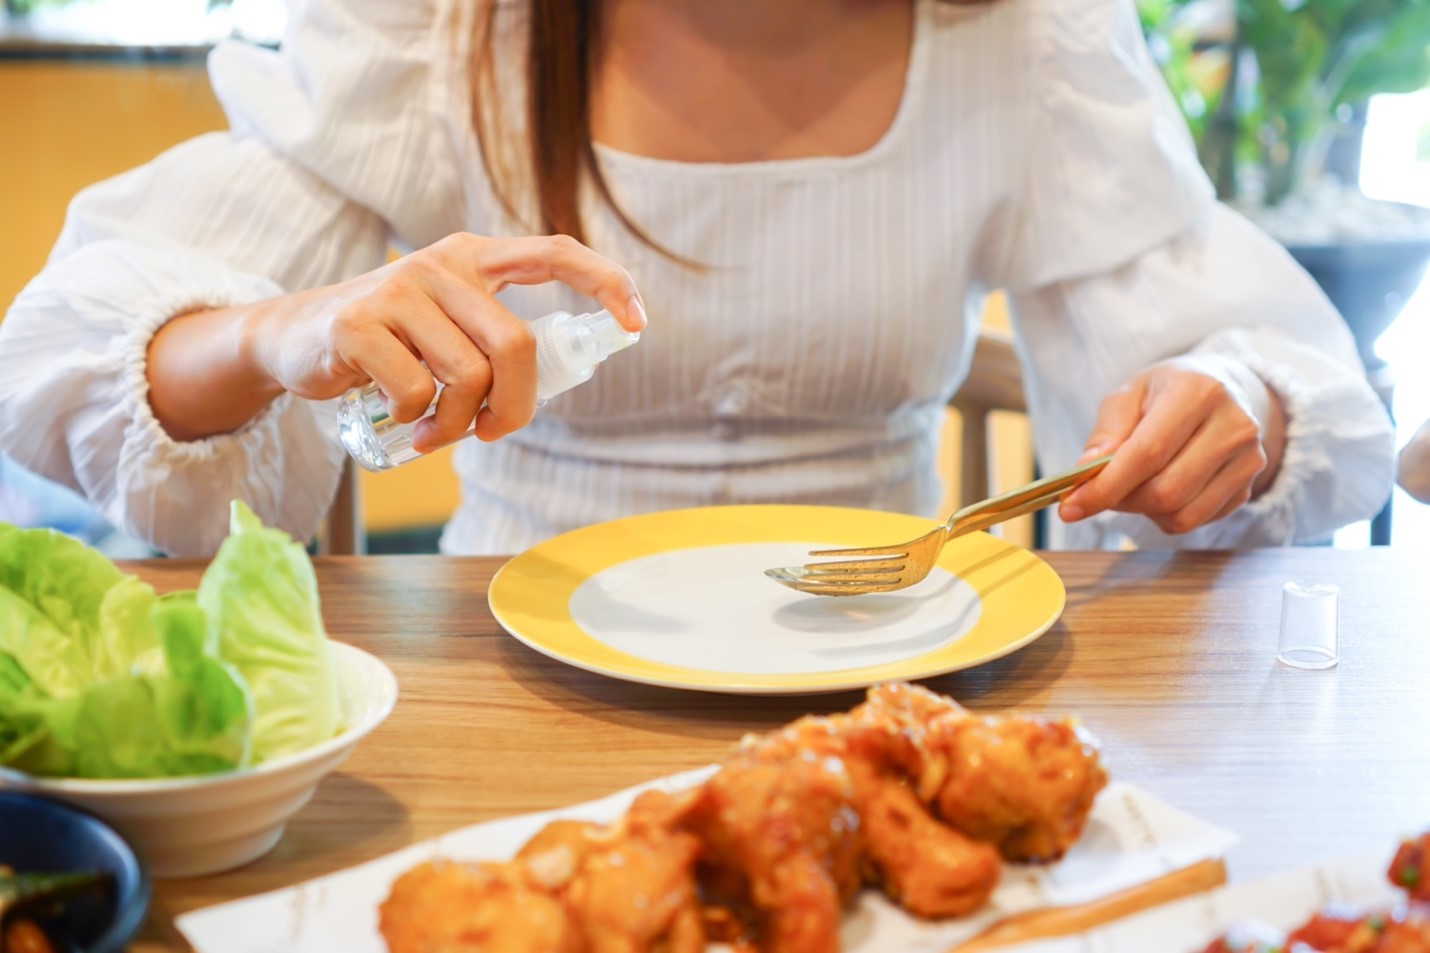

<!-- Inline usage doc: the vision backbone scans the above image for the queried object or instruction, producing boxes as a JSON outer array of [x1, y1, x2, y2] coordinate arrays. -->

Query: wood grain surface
[[119, 548, 1430, 948]]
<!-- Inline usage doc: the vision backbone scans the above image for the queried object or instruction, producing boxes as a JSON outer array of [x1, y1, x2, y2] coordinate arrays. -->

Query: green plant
[[1142, 0, 1430, 206], [3, 0, 232, 15], [3, 0, 72, 14]]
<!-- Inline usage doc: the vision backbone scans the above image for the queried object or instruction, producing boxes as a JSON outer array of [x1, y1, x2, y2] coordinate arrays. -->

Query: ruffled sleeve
[[0, 0, 465, 555], [996, 0, 1394, 547], [997, 0, 1212, 294]]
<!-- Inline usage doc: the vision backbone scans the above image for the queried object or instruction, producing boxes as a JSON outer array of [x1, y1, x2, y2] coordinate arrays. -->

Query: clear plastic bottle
[[337, 308, 639, 471]]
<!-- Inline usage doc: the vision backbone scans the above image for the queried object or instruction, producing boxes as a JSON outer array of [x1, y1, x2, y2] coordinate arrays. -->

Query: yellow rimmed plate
[[488, 505, 1064, 695]]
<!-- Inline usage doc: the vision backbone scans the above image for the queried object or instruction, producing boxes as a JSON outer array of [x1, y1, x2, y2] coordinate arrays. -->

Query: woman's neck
[[592, 0, 916, 163], [609, 0, 889, 51]]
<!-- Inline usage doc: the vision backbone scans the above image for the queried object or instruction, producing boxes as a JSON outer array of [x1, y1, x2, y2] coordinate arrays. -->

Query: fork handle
[[944, 454, 1112, 538], [947, 484, 1073, 538]]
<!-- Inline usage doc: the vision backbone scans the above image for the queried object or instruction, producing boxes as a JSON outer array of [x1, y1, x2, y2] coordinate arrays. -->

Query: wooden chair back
[[948, 329, 1027, 508]]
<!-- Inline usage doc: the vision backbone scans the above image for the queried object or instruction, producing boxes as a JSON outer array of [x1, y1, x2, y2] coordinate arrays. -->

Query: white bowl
[[0, 642, 398, 879]]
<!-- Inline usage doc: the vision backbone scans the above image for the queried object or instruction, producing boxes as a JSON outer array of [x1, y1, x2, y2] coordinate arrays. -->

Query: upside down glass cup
[[1276, 580, 1339, 670]]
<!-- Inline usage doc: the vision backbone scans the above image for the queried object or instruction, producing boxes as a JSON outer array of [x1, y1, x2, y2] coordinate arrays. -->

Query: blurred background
[[1138, 0, 1430, 548], [0, 0, 1427, 554]]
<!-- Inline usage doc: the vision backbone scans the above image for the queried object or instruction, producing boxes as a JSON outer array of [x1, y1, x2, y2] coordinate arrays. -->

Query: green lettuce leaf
[[11, 598, 251, 778], [0, 653, 44, 765], [0, 523, 157, 697], [0, 502, 339, 779], [0, 526, 253, 778], [197, 501, 340, 764]]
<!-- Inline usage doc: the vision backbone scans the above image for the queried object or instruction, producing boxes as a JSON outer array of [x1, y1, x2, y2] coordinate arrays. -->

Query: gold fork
[[764, 454, 1113, 596]]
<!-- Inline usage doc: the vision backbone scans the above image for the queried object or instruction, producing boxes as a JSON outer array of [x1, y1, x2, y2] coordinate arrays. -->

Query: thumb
[[1078, 381, 1144, 463], [1062, 381, 1145, 523]]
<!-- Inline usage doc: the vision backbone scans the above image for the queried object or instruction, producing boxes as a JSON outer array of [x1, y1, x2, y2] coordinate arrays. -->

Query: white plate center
[[568, 542, 982, 674]]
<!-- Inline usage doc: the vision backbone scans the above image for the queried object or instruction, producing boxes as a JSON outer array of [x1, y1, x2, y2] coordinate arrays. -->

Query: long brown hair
[[475, 0, 991, 258], [475, 0, 671, 256]]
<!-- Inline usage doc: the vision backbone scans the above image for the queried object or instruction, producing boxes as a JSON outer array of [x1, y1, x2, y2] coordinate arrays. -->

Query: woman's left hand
[[1059, 355, 1286, 535]]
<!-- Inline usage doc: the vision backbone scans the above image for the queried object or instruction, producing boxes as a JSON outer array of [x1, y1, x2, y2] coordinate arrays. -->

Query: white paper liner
[[176, 772, 1235, 953], [996, 850, 1404, 952]]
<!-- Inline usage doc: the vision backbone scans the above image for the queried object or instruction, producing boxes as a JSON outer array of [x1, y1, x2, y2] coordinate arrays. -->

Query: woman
[[0, 0, 1394, 556]]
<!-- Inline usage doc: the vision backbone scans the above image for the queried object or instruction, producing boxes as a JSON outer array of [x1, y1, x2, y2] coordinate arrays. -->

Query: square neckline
[[591, 0, 933, 177]]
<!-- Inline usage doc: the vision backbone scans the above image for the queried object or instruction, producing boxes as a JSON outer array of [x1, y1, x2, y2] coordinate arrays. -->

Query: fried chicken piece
[[857, 680, 971, 731], [1197, 937, 1275, 953], [1391, 835, 1430, 902], [927, 714, 1106, 862], [1197, 938, 1267, 952], [852, 761, 1001, 917], [381, 791, 704, 953], [752, 711, 1001, 919], [1200, 896, 1430, 952], [1379, 913, 1430, 953], [1198, 830, 1430, 953], [1286, 909, 1374, 951], [1286, 905, 1430, 952], [378, 859, 581, 953], [382, 681, 1103, 953], [688, 748, 863, 953], [517, 790, 707, 953], [857, 683, 1106, 863]]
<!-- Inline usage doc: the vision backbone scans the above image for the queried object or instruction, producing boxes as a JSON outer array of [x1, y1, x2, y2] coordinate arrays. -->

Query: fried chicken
[[379, 682, 1108, 953], [922, 714, 1107, 862], [1285, 906, 1430, 952], [381, 790, 704, 953], [851, 761, 1002, 917], [687, 748, 862, 953], [378, 859, 582, 953], [1391, 834, 1430, 903], [858, 682, 1107, 862], [519, 790, 705, 953], [747, 709, 1001, 919], [1199, 833, 1430, 953]]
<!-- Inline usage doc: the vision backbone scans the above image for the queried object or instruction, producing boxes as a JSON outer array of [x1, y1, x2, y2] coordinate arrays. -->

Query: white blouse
[[0, 0, 1395, 556]]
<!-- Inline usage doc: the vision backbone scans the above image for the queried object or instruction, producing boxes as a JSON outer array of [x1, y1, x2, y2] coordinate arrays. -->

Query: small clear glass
[[1277, 580, 1339, 670]]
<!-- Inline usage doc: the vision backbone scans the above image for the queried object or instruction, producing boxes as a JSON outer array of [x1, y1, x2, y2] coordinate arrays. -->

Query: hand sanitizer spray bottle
[[337, 308, 639, 472]]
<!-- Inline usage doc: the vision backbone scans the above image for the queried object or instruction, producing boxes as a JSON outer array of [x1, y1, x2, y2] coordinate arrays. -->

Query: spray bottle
[[337, 308, 639, 471]]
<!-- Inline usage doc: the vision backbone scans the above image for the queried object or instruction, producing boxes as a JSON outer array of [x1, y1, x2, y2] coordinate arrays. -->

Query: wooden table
[[129, 548, 1430, 946]]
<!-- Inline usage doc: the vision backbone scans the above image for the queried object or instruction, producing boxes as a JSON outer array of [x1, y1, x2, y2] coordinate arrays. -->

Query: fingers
[[332, 273, 498, 449], [1131, 426, 1264, 534], [343, 335, 435, 426], [1059, 382, 1143, 521], [1077, 381, 1144, 464], [1117, 402, 1263, 526], [1207, 484, 1254, 526], [396, 297, 495, 453], [1060, 377, 1212, 523], [1062, 368, 1267, 534], [357, 292, 492, 449], [435, 233, 648, 333], [417, 265, 535, 442], [322, 232, 642, 454]]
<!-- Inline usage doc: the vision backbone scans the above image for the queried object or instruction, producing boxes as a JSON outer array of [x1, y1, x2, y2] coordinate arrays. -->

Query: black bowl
[[0, 791, 149, 953]]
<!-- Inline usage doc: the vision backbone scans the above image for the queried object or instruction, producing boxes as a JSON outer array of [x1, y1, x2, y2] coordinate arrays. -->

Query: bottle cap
[[1277, 580, 1339, 670], [534, 309, 640, 402], [571, 309, 640, 364]]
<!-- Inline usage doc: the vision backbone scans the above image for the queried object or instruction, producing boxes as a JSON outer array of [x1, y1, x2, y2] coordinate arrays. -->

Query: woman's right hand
[[251, 233, 646, 452], [148, 233, 645, 448]]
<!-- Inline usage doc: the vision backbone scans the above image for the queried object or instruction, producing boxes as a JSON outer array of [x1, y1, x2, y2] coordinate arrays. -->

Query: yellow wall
[[0, 62, 227, 312], [0, 60, 465, 533], [2, 60, 1031, 544]]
